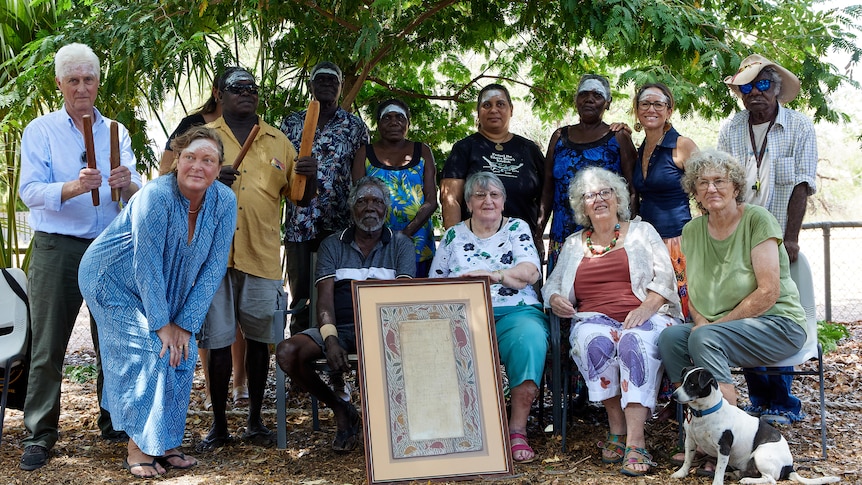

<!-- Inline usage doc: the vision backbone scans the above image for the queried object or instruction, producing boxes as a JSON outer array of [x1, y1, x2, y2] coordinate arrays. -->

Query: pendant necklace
[[585, 223, 620, 255], [748, 117, 776, 194]]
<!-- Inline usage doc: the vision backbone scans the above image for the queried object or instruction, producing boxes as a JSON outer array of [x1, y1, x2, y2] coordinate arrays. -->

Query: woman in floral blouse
[[429, 171, 548, 464]]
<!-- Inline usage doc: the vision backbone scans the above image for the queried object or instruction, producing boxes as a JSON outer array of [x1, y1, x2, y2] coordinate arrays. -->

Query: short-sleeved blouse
[[429, 217, 541, 308]]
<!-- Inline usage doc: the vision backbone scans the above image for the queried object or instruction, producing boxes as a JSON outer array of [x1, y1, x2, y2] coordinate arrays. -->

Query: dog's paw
[[671, 469, 689, 479]]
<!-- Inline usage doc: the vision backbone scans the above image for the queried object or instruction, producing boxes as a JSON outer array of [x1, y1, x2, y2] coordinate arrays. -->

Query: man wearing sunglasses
[[717, 54, 818, 427], [197, 67, 318, 451]]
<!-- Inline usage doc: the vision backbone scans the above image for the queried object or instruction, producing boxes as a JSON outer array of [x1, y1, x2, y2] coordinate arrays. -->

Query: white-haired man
[[18, 42, 141, 470]]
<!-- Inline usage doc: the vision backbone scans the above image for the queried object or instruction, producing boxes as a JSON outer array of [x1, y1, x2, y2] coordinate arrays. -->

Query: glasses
[[739, 79, 772, 95], [637, 101, 668, 111], [471, 191, 504, 200], [696, 178, 730, 191], [583, 188, 614, 202], [355, 196, 386, 208], [224, 84, 258, 95]]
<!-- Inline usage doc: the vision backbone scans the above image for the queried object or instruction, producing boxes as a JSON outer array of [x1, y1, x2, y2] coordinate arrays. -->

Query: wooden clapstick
[[82, 115, 99, 206], [289, 100, 320, 203], [231, 124, 260, 170], [110, 121, 121, 202]]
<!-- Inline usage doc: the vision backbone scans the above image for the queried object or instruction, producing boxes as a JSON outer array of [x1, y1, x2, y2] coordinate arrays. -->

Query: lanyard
[[747, 118, 776, 169]]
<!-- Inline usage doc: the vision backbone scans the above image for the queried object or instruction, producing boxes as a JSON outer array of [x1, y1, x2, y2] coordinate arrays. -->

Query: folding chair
[[0, 268, 29, 444], [677, 252, 828, 459]]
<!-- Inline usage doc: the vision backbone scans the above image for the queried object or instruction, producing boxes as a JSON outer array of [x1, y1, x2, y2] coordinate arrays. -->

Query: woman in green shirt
[[658, 148, 806, 407]]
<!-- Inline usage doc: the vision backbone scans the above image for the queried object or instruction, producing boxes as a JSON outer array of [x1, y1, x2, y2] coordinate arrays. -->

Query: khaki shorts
[[197, 268, 286, 349]]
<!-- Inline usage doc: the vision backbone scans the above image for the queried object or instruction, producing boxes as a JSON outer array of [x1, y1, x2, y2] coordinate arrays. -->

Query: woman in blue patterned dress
[[430, 172, 548, 464], [79, 127, 236, 478], [540, 74, 636, 271], [352, 98, 437, 276]]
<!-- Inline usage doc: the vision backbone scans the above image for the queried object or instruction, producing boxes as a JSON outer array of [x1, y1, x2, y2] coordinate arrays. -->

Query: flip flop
[[510, 432, 536, 464], [242, 427, 276, 447], [156, 452, 197, 470], [122, 458, 162, 479], [195, 433, 234, 453]]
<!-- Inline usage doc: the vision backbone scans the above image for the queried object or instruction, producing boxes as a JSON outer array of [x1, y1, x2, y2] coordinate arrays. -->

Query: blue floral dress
[[548, 127, 623, 270], [362, 142, 435, 276]]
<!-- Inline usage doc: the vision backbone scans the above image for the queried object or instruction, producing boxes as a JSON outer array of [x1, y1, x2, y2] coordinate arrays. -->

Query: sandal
[[670, 449, 708, 467], [597, 433, 626, 464], [331, 405, 362, 453], [509, 432, 536, 464], [620, 446, 656, 477]]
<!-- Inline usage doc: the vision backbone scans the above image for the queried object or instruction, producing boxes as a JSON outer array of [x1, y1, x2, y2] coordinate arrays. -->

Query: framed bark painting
[[352, 277, 512, 484]]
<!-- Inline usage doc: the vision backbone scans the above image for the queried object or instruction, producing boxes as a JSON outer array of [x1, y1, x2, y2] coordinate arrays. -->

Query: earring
[[664, 119, 672, 131], [634, 122, 643, 132]]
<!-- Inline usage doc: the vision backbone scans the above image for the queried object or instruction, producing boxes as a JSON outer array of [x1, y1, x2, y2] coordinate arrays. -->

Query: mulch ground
[[2, 321, 861, 484]]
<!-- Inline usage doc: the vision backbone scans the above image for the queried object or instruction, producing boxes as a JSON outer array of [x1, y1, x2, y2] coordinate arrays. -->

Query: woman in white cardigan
[[543, 166, 682, 477]]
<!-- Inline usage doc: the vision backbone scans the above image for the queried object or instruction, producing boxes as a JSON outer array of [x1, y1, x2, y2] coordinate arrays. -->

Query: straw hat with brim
[[724, 54, 801, 104]]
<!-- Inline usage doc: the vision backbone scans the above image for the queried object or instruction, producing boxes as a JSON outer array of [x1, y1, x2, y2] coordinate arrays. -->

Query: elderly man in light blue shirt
[[717, 53, 817, 428], [17, 42, 140, 471]]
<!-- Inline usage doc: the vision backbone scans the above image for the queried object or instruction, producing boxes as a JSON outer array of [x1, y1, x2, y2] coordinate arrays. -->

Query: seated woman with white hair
[[543, 166, 682, 477]]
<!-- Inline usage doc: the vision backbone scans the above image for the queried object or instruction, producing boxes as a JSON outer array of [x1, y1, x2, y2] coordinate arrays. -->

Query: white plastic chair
[[0, 268, 29, 444], [738, 251, 828, 459], [677, 252, 828, 458]]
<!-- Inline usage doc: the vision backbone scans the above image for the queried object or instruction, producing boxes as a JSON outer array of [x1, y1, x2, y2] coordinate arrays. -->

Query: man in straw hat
[[717, 54, 817, 427]]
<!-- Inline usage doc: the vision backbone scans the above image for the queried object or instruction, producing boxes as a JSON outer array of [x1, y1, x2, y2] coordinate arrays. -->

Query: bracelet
[[495, 270, 504, 284], [319, 323, 338, 341]]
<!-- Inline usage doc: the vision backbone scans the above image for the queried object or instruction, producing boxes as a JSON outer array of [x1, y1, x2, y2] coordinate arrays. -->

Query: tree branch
[[291, 0, 361, 32]]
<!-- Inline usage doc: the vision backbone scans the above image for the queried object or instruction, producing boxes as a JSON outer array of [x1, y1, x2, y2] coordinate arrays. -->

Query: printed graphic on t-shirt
[[482, 153, 522, 178]]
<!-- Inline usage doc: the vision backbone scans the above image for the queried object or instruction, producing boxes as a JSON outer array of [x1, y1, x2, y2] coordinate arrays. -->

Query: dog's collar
[[689, 400, 722, 417]]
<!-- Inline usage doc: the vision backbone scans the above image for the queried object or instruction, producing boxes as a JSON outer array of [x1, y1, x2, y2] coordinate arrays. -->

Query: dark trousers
[[284, 233, 331, 336], [22, 232, 114, 450]]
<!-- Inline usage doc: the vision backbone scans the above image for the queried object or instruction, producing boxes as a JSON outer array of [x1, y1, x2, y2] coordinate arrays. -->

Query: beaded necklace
[[585, 223, 620, 255]]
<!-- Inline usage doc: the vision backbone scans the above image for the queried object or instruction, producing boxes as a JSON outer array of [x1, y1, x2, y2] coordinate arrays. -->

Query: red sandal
[[509, 432, 536, 464]]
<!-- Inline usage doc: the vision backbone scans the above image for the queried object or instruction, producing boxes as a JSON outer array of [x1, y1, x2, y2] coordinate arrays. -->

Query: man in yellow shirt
[[197, 67, 317, 450]]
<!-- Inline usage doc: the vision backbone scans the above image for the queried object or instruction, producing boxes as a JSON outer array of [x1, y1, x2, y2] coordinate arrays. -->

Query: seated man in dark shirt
[[276, 176, 415, 452]]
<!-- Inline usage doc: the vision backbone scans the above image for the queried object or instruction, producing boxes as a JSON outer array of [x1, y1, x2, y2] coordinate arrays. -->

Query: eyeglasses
[[696, 178, 730, 191], [739, 79, 772, 95], [472, 191, 504, 200], [355, 196, 386, 208], [637, 101, 668, 111], [583, 188, 614, 202], [224, 84, 259, 95]]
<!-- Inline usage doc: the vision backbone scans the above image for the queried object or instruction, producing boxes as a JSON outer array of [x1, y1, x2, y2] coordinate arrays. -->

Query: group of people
[[15, 39, 816, 481]]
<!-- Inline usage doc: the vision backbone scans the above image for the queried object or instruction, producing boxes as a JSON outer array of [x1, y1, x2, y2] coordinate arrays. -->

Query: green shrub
[[63, 364, 97, 383], [817, 321, 850, 354]]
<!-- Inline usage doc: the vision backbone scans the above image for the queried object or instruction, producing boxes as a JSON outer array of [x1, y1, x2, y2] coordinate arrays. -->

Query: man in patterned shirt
[[280, 61, 369, 335], [718, 53, 818, 426]]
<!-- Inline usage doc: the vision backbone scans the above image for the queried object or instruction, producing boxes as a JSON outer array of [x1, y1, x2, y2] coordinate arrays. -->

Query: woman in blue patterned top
[[540, 74, 636, 271], [430, 172, 548, 464], [79, 127, 236, 478], [352, 98, 437, 277]]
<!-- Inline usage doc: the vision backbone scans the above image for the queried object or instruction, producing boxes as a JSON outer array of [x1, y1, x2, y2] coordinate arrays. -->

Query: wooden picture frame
[[352, 277, 512, 484]]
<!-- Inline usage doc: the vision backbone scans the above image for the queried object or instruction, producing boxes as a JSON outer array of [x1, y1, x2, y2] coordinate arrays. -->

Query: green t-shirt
[[681, 204, 804, 325]]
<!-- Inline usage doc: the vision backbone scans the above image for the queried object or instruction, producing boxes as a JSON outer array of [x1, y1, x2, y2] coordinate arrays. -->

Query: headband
[[223, 70, 255, 88], [638, 88, 669, 104], [578, 79, 609, 100], [379, 104, 408, 120], [480, 89, 507, 104], [311, 67, 342, 83]]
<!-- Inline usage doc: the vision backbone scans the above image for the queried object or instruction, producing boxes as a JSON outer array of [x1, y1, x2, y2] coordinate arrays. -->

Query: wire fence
[[798, 221, 862, 323], [29, 220, 862, 356]]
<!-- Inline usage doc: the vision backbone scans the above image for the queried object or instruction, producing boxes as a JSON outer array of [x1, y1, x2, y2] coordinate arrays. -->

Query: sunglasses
[[224, 84, 259, 95], [739, 78, 772, 95]]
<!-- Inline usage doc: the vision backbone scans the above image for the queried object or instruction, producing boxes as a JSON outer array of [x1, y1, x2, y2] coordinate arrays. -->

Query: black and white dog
[[671, 366, 839, 485]]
